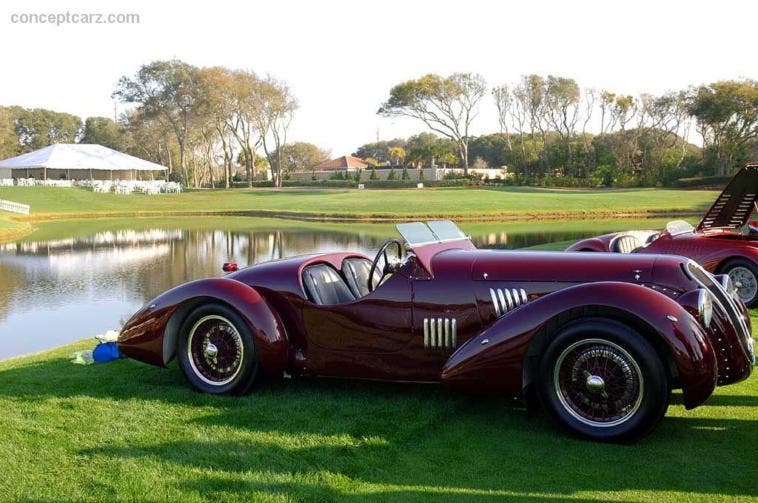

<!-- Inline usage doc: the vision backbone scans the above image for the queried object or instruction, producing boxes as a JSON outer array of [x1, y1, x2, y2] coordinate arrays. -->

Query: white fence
[[0, 198, 30, 215]]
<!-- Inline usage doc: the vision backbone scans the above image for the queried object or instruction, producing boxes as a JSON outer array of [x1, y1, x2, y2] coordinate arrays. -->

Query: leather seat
[[613, 235, 643, 254], [342, 257, 381, 298], [302, 264, 356, 305]]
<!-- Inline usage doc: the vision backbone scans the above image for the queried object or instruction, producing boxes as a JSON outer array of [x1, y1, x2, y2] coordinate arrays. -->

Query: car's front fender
[[441, 281, 717, 409], [118, 278, 288, 374]]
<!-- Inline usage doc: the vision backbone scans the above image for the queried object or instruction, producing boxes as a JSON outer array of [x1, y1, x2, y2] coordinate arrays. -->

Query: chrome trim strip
[[437, 318, 443, 348], [451, 318, 457, 348], [499, 289, 509, 311], [444, 318, 451, 348], [490, 288, 501, 316], [423, 318, 429, 348], [430, 318, 436, 347], [520, 288, 528, 304]]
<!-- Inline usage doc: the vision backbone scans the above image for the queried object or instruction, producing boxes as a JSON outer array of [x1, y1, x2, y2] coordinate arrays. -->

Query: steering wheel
[[368, 239, 404, 292]]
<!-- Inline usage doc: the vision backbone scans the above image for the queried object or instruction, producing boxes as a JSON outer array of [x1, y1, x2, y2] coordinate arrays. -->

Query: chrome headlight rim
[[698, 288, 713, 329]]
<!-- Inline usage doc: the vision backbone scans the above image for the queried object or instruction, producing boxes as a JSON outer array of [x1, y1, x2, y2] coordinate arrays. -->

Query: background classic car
[[568, 164, 758, 306], [118, 220, 754, 441]]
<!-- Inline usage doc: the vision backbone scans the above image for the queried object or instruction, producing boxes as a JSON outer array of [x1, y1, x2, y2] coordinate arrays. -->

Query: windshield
[[666, 220, 694, 236], [396, 220, 468, 246]]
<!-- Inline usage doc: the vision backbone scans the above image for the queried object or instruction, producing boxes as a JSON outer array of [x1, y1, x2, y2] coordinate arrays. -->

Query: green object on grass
[[69, 350, 94, 366]]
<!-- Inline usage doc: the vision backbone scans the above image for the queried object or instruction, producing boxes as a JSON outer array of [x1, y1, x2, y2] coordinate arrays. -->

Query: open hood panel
[[697, 164, 758, 231]]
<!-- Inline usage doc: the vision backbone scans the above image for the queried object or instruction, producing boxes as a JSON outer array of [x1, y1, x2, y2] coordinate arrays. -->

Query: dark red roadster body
[[568, 164, 758, 306], [118, 220, 754, 441]]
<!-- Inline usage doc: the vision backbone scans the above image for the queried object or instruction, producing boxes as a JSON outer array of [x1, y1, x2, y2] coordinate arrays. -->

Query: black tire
[[720, 258, 758, 308], [537, 318, 669, 442], [177, 303, 259, 395]]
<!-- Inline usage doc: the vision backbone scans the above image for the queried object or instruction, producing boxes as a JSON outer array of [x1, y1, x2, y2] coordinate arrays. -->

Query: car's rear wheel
[[178, 303, 258, 395], [537, 319, 669, 442], [722, 258, 758, 307]]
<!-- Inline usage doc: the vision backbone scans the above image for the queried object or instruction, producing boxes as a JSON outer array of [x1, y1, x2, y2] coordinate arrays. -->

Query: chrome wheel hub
[[586, 374, 605, 393], [204, 342, 218, 363], [728, 267, 757, 303]]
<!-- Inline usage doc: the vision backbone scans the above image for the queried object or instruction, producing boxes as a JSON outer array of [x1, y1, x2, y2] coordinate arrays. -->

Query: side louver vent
[[490, 287, 528, 317], [423, 318, 457, 349]]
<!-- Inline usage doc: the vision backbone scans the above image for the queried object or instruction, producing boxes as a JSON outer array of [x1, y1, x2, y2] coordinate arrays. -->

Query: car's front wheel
[[722, 258, 758, 307], [177, 303, 259, 395], [537, 319, 669, 442]]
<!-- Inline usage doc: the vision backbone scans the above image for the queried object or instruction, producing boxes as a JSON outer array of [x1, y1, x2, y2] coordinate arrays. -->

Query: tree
[[491, 84, 513, 151], [252, 76, 298, 187], [122, 110, 178, 174], [405, 132, 455, 168], [274, 142, 330, 172], [114, 60, 201, 183], [512, 75, 547, 172], [81, 117, 128, 150], [0, 106, 18, 159], [228, 70, 265, 187], [353, 139, 405, 164], [379, 73, 487, 174], [388, 146, 406, 166], [544, 76, 580, 170], [688, 79, 758, 175], [14, 108, 82, 151]]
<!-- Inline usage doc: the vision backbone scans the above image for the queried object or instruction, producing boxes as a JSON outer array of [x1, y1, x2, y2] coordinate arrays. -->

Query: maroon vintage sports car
[[568, 164, 758, 307], [117, 220, 754, 441]]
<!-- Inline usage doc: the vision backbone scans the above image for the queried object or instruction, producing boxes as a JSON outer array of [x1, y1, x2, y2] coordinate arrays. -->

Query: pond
[[0, 216, 686, 359]]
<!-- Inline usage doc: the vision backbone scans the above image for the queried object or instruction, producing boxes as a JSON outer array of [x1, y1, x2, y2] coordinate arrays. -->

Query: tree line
[[1, 65, 755, 188], [377, 74, 757, 185]]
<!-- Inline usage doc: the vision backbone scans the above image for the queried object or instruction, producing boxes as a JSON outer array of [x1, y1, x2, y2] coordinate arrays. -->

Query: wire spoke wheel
[[728, 266, 758, 304], [187, 315, 244, 386], [553, 338, 644, 428]]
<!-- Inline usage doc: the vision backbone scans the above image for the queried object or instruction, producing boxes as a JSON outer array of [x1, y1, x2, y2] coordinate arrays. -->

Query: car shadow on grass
[[2, 355, 757, 500]]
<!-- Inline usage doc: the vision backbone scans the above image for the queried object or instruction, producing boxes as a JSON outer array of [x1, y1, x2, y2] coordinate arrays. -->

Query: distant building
[[313, 155, 369, 172]]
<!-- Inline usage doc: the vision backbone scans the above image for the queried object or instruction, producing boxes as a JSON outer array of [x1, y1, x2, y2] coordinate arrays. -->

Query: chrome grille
[[490, 287, 528, 317], [686, 261, 754, 363], [423, 317, 457, 349]]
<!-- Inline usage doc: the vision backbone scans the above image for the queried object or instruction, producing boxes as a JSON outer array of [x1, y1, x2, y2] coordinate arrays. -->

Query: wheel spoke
[[187, 315, 244, 386], [554, 338, 644, 427]]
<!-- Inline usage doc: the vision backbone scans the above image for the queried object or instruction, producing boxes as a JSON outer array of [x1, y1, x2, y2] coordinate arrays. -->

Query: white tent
[[0, 144, 168, 180]]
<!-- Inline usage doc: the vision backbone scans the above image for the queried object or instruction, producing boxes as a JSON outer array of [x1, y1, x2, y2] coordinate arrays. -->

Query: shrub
[[401, 166, 410, 180], [369, 167, 378, 180], [387, 168, 397, 180]]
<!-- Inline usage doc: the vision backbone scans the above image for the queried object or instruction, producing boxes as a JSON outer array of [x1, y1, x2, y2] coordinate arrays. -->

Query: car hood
[[467, 250, 658, 284], [697, 164, 758, 232]]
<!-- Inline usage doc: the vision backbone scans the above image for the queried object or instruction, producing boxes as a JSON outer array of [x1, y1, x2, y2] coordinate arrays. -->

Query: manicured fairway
[[0, 317, 755, 502], [0, 186, 719, 220]]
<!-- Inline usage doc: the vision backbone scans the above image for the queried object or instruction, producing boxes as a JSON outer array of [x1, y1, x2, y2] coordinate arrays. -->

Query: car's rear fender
[[565, 237, 610, 252], [441, 281, 717, 409], [118, 278, 288, 374]]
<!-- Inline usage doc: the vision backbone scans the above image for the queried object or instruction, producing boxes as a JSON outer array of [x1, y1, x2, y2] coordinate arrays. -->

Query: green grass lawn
[[0, 321, 756, 502], [0, 215, 31, 241], [0, 186, 719, 221]]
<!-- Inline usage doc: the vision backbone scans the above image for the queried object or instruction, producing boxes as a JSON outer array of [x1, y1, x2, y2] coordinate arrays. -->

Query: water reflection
[[0, 219, 658, 358]]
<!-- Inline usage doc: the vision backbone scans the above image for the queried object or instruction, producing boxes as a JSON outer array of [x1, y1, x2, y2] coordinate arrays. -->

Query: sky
[[1, 0, 756, 156]]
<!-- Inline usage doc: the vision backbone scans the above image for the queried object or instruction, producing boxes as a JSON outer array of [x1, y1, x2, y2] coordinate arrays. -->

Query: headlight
[[698, 288, 713, 328]]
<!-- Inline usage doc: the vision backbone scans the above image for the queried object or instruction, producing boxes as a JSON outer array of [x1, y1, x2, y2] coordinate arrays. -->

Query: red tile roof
[[314, 155, 369, 170]]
